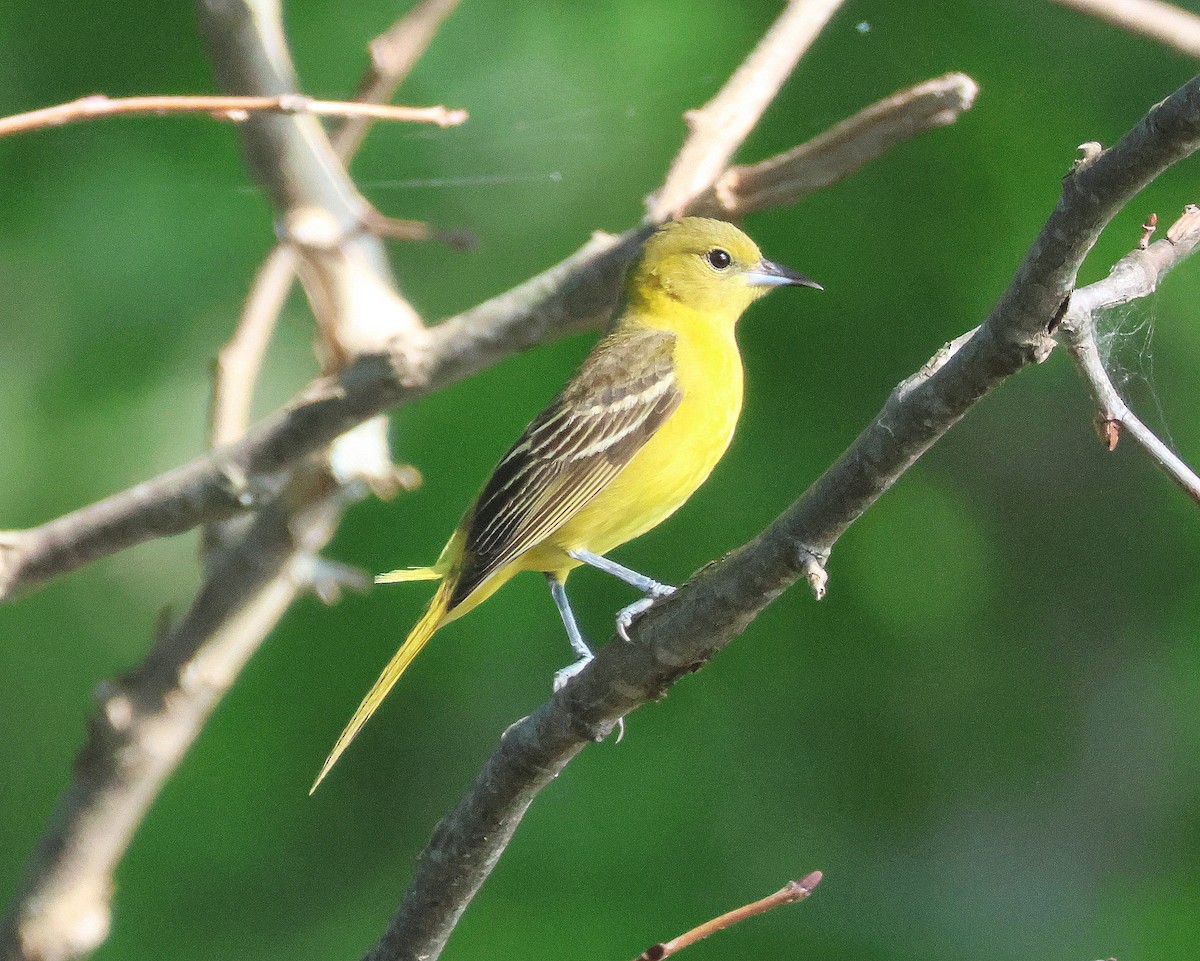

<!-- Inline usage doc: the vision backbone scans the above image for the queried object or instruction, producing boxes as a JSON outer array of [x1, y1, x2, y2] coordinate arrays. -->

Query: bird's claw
[[615, 584, 676, 642], [553, 653, 594, 692]]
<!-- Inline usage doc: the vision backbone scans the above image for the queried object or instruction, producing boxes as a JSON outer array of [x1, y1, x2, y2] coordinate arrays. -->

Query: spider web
[[1093, 296, 1174, 447]]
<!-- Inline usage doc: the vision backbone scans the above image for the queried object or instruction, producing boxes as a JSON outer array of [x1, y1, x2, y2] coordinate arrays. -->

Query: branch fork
[[1054, 204, 1200, 503]]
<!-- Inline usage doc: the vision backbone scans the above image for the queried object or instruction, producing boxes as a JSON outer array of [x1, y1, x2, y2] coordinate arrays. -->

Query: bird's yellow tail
[[375, 565, 442, 584], [310, 579, 452, 793]]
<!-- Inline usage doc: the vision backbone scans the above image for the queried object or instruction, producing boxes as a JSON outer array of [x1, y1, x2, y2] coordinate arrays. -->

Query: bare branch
[[984, 75, 1200, 356], [0, 92, 465, 139], [336, 0, 464, 158], [199, 0, 424, 494], [204, 245, 302, 561], [690, 73, 979, 218], [1058, 204, 1200, 503], [209, 0, 466, 470], [1048, 0, 1200, 58], [210, 245, 300, 448], [0, 471, 345, 961], [631, 874, 823, 961], [648, 0, 847, 219], [361, 73, 1200, 961]]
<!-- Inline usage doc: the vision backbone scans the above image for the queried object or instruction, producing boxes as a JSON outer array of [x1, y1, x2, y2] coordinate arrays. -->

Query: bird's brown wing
[[449, 326, 682, 607]]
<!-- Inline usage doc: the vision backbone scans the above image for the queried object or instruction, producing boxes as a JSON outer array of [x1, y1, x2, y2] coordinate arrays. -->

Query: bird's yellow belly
[[522, 338, 743, 574]]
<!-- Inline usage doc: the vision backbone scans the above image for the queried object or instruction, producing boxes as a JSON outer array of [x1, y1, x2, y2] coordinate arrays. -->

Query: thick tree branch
[[0, 64, 980, 602], [1048, 0, 1200, 58], [0, 471, 346, 961], [1058, 203, 1200, 502], [361, 74, 1200, 961]]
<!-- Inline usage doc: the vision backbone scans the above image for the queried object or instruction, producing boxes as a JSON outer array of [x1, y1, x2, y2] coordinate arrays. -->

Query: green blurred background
[[2, 1, 1199, 959]]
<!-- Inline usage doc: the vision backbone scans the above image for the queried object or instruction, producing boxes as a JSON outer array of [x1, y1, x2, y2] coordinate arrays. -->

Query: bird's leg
[[568, 548, 673, 594], [567, 548, 676, 641], [546, 573, 594, 690]]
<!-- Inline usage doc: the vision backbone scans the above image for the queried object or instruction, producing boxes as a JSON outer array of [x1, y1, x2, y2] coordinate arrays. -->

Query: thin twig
[[648, 0, 847, 219], [0, 93, 466, 138], [690, 73, 979, 218], [360, 73, 1200, 961], [632, 874, 823, 961], [209, 245, 300, 448], [1048, 0, 1200, 58], [1058, 204, 1200, 503], [203, 244, 301, 560]]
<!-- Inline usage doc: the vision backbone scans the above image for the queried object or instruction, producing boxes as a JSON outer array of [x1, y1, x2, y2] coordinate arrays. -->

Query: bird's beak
[[743, 258, 823, 290]]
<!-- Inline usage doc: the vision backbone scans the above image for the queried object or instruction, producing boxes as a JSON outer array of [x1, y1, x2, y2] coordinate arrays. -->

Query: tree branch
[[984, 77, 1200, 357], [1048, 0, 1200, 59], [0, 470, 346, 961], [0, 63, 980, 602], [0, 93, 465, 139], [631, 874, 823, 961], [689, 72, 979, 219], [208, 0, 466, 479], [209, 245, 300, 448], [1057, 203, 1200, 503], [648, 0, 848, 219], [360, 73, 1200, 961]]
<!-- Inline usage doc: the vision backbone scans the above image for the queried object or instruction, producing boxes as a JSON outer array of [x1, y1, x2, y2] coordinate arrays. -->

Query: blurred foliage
[[2, 1, 1200, 960]]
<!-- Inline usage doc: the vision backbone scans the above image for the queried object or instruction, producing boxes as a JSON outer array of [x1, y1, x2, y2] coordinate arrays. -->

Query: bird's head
[[626, 217, 820, 323]]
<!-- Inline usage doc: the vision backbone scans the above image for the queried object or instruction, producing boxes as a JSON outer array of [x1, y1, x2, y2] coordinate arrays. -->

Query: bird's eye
[[705, 248, 732, 270]]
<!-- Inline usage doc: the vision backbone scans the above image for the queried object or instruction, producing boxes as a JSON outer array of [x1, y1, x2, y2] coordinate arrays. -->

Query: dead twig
[[209, 246, 301, 449], [632, 874, 823, 961], [691, 72, 979, 218], [337, 0, 464, 158], [0, 93, 466, 139]]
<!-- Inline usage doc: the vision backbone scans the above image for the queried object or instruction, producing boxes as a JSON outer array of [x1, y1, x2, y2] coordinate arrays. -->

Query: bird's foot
[[553, 653, 594, 692], [549, 655, 625, 742], [616, 583, 676, 642]]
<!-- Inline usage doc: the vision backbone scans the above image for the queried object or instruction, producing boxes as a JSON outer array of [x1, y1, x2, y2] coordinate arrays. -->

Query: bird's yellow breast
[[525, 313, 744, 573]]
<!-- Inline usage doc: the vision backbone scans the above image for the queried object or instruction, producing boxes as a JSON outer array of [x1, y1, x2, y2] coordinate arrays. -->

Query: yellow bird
[[313, 217, 819, 790]]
